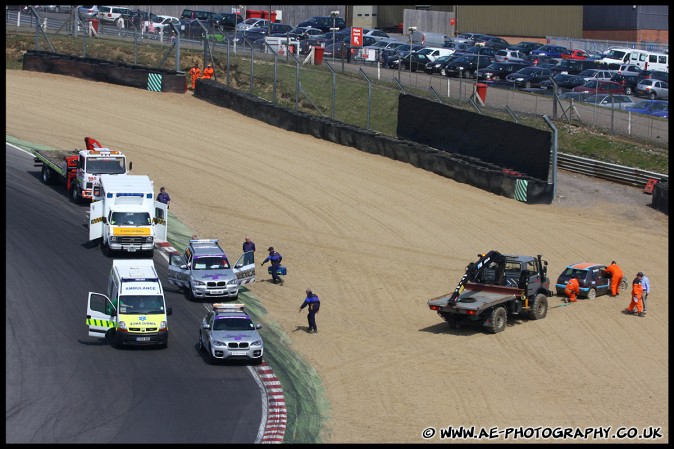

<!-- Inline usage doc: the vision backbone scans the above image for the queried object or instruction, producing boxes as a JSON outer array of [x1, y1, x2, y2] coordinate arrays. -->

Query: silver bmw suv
[[199, 304, 264, 365]]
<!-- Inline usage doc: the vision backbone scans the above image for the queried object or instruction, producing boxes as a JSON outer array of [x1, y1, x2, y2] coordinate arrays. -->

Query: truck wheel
[[529, 293, 548, 320], [488, 307, 507, 333], [587, 288, 597, 300], [102, 240, 112, 257], [70, 183, 80, 203], [160, 337, 168, 349], [41, 165, 53, 184], [113, 331, 123, 349]]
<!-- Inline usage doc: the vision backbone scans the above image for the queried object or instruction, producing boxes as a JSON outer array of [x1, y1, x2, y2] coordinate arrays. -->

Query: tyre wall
[[195, 80, 552, 204], [22, 50, 186, 93], [397, 94, 552, 182]]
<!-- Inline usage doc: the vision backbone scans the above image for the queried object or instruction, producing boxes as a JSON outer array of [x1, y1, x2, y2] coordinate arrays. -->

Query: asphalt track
[[5, 144, 264, 443]]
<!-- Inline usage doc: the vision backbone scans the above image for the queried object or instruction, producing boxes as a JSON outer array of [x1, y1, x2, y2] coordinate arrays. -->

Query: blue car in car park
[[625, 100, 669, 118], [530, 45, 567, 59]]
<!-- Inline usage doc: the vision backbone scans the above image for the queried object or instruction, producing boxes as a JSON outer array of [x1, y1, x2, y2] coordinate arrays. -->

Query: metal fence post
[[250, 39, 254, 96], [358, 68, 372, 130], [324, 61, 337, 120]]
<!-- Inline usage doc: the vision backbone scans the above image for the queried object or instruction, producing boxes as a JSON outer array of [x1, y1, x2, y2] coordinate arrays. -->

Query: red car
[[572, 80, 625, 94], [561, 49, 592, 60]]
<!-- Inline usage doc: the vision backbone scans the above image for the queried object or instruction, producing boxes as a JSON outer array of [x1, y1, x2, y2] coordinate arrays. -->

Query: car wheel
[[525, 80, 532, 88], [624, 86, 632, 95], [488, 307, 507, 334], [649, 92, 656, 100], [208, 343, 217, 365], [463, 70, 471, 79], [619, 278, 628, 291], [199, 332, 205, 351], [587, 288, 597, 300], [253, 357, 263, 366], [529, 294, 548, 320]]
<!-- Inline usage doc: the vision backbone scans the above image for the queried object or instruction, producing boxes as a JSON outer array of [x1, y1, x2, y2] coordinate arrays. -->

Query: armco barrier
[[194, 79, 552, 203], [22, 50, 186, 93]]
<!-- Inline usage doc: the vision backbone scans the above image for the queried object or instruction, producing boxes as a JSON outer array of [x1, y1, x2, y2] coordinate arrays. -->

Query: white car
[[362, 29, 391, 42], [616, 64, 643, 77], [199, 304, 264, 365], [97, 6, 131, 25], [146, 15, 180, 34], [583, 94, 637, 110], [578, 69, 614, 82], [236, 18, 269, 31]]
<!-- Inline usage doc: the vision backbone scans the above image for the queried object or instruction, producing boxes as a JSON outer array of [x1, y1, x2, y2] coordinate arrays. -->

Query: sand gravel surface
[[6, 70, 668, 443]]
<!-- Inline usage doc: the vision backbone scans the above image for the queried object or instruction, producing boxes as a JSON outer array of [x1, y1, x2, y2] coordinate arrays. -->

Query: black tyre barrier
[[23, 50, 186, 93], [652, 181, 668, 215]]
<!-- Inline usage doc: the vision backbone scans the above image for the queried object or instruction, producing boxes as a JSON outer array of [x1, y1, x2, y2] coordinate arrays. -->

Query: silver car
[[78, 5, 99, 20], [634, 79, 669, 100], [583, 94, 637, 110], [199, 304, 264, 365]]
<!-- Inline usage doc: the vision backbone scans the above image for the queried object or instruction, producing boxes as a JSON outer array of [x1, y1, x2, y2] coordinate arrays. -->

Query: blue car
[[530, 45, 567, 59], [555, 263, 611, 300], [625, 100, 669, 118]]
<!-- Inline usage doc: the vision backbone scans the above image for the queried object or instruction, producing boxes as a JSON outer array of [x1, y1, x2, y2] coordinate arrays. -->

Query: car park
[[572, 80, 625, 94], [640, 70, 669, 82], [77, 5, 99, 20], [362, 28, 390, 42], [455, 32, 487, 43], [218, 12, 243, 30], [476, 61, 530, 82], [505, 66, 553, 88], [583, 94, 637, 110], [577, 68, 614, 82], [98, 6, 132, 25], [494, 49, 527, 63], [625, 100, 669, 118], [530, 45, 567, 59], [463, 46, 498, 58], [474, 35, 510, 50], [41, 5, 72, 13], [415, 46, 453, 62], [634, 79, 669, 100], [199, 303, 264, 365], [555, 263, 612, 300], [298, 15, 346, 33], [540, 73, 588, 92]]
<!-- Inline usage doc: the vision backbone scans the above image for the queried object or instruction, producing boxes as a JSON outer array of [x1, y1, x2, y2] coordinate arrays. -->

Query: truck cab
[[73, 147, 127, 202], [168, 239, 255, 300], [86, 259, 172, 348]]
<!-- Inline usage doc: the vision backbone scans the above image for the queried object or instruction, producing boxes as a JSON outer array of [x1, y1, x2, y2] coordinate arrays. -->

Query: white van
[[629, 49, 668, 73], [416, 46, 454, 62], [599, 47, 632, 70]]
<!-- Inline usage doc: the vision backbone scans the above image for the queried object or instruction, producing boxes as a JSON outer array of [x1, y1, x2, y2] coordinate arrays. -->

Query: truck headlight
[[146, 236, 154, 243], [159, 321, 167, 330], [118, 321, 127, 330], [110, 236, 118, 242], [251, 340, 262, 347], [193, 280, 205, 286]]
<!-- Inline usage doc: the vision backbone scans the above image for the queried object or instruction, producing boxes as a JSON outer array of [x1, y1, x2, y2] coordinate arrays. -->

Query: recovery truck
[[88, 174, 168, 257], [33, 137, 128, 203], [427, 251, 552, 333]]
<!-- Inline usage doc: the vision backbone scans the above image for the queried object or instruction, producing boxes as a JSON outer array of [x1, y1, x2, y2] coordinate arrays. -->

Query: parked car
[[98, 6, 132, 25], [550, 59, 600, 76], [463, 46, 498, 58], [572, 80, 625, 95], [555, 263, 612, 300], [610, 73, 646, 95], [508, 41, 542, 55], [442, 41, 470, 54], [558, 91, 593, 102], [218, 12, 243, 30], [77, 5, 99, 20], [505, 66, 553, 88], [527, 54, 557, 66], [236, 18, 269, 32], [583, 94, 637, 110], [387, 44, 426, 68], [561, 49, 597, 60], [441, 54, 495, 78], [474, 36, 510, 50], [145, 15, 179, 34], [415, 46, 453, 62], [298, 15, 346, 33], [616, 64, 644, 77], [625, 100, 669, 118], [530, 45, 567, 59], [476, 61, 530, 82], [400, 53, 433, 72], [424, 54, 459, 75], [41, 5, 72, 13], [639, 70, 669, 82], [577, 69, 615, 82], [455, 32, 488, 43], [634, 79, 669, 100], [362, 29, 390, 42], [540, 73, 588, 92], [494, 49, 527, 63]]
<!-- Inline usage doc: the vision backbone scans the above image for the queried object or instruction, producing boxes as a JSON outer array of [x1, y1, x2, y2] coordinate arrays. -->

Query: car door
[[154, 201, 168, 242], [86, 292, 116, 338], [168, 253, 191, 288], [594, 266, 610, 296], [233, 252, 256, 285]]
